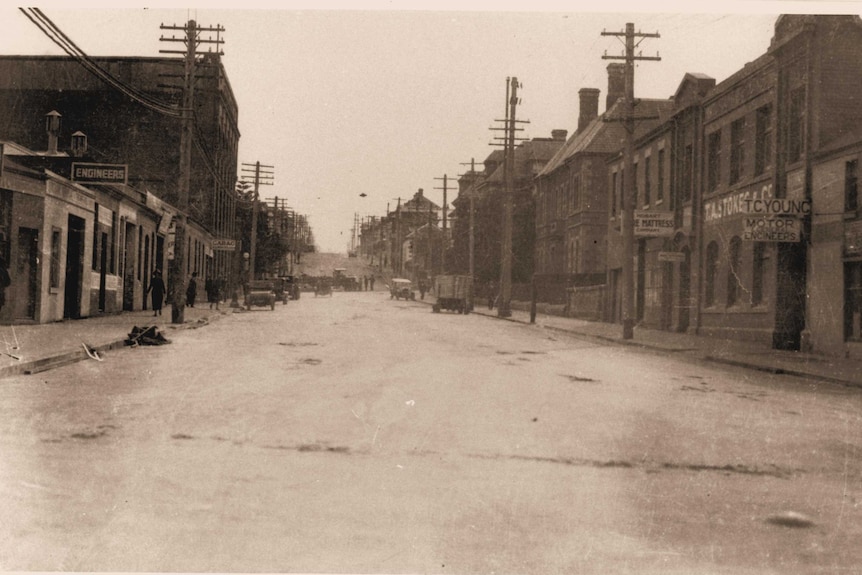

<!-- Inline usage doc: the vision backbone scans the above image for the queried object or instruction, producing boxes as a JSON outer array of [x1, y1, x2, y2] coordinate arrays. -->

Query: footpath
[[0, 305, 230, 379], [464, 303, 862, 388]]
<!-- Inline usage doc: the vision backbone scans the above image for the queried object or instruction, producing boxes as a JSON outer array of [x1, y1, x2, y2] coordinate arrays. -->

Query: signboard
[[212, 238, 237, 251], [166, 219, 176, 260], [634, 211, 675, 237], [71, 162, 128, 185], [845, 220, 862, 257], [743, 216, 801, 242], [658, 251, 686, 263]]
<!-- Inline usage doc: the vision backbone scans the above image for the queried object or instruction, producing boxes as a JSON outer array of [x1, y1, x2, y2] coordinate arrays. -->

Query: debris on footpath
[[125, 326, 171, 347], [82, 343, 103, 361]]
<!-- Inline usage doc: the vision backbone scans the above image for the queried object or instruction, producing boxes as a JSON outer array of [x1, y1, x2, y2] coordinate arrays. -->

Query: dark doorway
[[123, 222, 136, 311], [14, 227, 38, 320], [678, 247, 691, 333], [143, 234, 150, 310], [64, 215, 85, 319], [636, 240, 646, 323], [98, 231, 108, 312], [774, 242, 806, 350]]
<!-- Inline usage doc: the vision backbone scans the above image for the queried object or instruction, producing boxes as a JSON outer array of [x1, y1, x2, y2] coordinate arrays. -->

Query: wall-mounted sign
[[212, 238, 236, 251], [634, 211, 675, 237], [845, 220, 862, 256], [743, 216, 801, 242], [71, 162, 128, 185]]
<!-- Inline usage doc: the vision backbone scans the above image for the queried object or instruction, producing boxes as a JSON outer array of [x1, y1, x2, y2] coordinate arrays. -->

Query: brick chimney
[[578, 88, 600, 133], [45, 110, 61, 155], [606, 63, 625, 111], [551, 129, 568, 141]]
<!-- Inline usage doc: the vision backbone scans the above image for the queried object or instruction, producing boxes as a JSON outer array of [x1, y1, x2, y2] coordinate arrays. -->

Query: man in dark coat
[[186, 272, 198, 307]]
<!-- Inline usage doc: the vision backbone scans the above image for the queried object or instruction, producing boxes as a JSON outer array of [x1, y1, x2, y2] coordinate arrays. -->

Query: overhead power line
[[19, 8, 182, 118]]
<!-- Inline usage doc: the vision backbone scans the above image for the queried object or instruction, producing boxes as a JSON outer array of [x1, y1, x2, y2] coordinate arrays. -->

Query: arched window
[[727, 236, 742, 306], [705, 241, 719, 307]]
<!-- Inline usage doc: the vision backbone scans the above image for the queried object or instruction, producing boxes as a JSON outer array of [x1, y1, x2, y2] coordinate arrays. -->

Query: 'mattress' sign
[[634, 211, 675, 237], [71, 162, 128, 185]]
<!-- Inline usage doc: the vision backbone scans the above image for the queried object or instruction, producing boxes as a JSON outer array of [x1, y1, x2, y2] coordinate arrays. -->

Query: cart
[[432, 275, 472, 314]]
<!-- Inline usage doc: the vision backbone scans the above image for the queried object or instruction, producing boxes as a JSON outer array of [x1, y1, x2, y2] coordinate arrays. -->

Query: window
[[705, 241, 719, 307], [845, 262, 862, 341], [611, 170, 619, 218], [726, 236, 742, 306], [657, 149, 665, 203], [708, 130, 722, 192], [846, 159, 858, 213], [730, 118, 745, 184], [50, 228, 61, 289], [755, 105, 772, 175], [788, 87, 805, 163], [109, 210, 117, 274], [644, 155, 652, 206], [571, 172, 580, 213], [682, 145, 693, 202], [752, 242, 766, 306], [633, 161, 639, 205]]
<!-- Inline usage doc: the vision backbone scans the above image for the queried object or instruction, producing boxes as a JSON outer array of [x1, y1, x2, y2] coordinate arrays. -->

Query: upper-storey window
[[730, 118, 745, 184], [846, 159, 858, 213], [707, 131, 722, 192], [788, 87, 805, 164], [755, 105, 772, 175], [657, 149, 665, 203]]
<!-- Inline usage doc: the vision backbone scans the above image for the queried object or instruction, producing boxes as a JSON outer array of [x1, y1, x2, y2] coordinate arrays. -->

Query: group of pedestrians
[[145, 269, 224, 316]]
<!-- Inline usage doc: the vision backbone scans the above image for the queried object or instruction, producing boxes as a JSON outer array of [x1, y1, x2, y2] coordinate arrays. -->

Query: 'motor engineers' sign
[[72, 162, 128, 185]]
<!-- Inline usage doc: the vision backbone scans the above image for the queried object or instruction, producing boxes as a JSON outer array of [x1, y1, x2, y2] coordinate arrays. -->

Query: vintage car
[[246, 280, 276, 310], [272, 278, 290, 304], [389, 278, 416, 300], [314, 278, 333, 297]]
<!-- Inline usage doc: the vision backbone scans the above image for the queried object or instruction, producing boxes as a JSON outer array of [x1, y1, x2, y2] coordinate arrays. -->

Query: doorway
[[14, 228, 38, 320], [64, 215, 85, 319]]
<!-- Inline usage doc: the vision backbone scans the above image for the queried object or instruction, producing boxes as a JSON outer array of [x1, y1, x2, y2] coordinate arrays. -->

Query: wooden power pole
[[602, 23, 660, 339], [159, 19, 224, 324]]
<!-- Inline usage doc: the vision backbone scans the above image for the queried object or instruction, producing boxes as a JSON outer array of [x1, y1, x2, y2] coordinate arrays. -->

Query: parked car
[[246, 280, 276, 310], [389, 278, 416, 300], [272, 278, 290, 304]]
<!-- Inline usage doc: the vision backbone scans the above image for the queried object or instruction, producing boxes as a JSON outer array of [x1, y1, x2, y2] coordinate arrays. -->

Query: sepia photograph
[[0, 1, 861, 573]]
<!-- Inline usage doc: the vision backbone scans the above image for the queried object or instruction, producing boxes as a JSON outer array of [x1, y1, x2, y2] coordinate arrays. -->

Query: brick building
[[0, 54, 240, 297]]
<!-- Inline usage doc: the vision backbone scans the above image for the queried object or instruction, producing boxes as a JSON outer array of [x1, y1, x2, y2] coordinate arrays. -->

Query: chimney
[[551, 129, 568, 141], [606, 63, 625, 111], [71, 131, 87, 158], [45, 110, 61, 155], [577, 88, 600, 133]]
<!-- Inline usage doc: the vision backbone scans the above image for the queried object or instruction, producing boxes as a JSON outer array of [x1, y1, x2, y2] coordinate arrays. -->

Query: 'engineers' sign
[[72, 162, 128, 185]]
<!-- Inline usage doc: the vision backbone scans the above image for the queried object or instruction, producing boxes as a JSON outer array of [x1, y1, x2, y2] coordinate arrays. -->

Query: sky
[[0, 1, 858, 252]]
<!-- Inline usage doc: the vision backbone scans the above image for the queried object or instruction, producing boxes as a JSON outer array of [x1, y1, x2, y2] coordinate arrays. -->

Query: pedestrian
[[364, 276, 369, 291], [146, 269, 166, 317], [186, 271, 198, 307], [419, 279, 426, 300], [488, 281, 496, 310], [370, 276, 375, 291], [205, 275, 220, 310], [0, 255, 9, 313]]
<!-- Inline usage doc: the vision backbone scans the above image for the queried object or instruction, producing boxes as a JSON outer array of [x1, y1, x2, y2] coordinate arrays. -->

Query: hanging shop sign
[[658, 251, 687, 262], [634, 211, 675, 237]]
